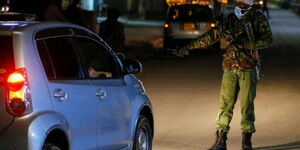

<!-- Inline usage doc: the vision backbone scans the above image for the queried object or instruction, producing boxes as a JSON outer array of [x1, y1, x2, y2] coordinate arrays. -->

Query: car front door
[[35, 32, 98, 150], [73, 33, 132, 150]]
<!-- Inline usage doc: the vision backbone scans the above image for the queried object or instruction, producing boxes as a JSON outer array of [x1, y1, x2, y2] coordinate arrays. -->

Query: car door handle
[[96, 89, 106, 100], [53, 89, 67, 101]]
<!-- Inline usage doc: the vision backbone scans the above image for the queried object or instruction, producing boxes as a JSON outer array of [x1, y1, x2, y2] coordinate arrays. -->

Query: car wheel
[[42, 143, 62, 150], [133, 115, 153, 150]]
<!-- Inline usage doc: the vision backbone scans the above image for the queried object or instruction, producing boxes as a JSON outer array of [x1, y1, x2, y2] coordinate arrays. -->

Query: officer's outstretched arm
[[185, 26, 222, 50], [174, 23, 227, 57]]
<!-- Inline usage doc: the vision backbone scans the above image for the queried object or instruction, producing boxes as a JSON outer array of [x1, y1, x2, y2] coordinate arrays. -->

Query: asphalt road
[[128, 7, 300, 150]]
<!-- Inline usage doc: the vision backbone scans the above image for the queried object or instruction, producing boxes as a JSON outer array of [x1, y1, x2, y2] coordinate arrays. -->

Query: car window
[[0, 36, 14, 84], [75, 37, 122, 79], [35, 28, 73, 39], [168, 6, 214, 22], [36, 37, 81, 80]]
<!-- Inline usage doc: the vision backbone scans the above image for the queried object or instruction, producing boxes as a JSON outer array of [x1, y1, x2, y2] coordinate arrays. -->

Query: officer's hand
[[244, 41, 256, 50]]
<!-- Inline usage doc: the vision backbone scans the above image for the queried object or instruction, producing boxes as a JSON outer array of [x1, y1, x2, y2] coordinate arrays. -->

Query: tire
[[42, 143, 62, 150], [133, 116, 153, 150]]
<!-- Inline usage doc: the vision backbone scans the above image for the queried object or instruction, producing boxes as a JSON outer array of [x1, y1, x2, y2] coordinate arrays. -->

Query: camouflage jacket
[[185, 8, 273, 72]]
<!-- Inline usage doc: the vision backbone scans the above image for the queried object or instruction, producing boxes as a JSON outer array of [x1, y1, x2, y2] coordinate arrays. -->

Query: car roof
[[0, 12, 37, 21], [169, 4, 212, 9], [0, 21, 91, 36]]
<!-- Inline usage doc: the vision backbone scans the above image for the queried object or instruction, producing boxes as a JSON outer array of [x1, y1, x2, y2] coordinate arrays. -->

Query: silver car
[[163, 4, 219, 50], [0, 22, 153, 150]]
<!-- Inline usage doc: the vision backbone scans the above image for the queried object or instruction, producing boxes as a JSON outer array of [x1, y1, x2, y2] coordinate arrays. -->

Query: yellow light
[[218, 0, 228, 4], [259, 0, 263, 5], [199, 1, 209, 5], [166, 0, 185, 6], [188, 10, 193, 16], [164, 24, 169, 28], [209, 22, 217, 28], [9, 90, 25, 100]]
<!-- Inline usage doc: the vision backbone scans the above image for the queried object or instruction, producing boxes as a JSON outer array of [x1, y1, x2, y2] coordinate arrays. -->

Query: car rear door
[[72, 30, 132, 150], [35, 28, 98, 150]]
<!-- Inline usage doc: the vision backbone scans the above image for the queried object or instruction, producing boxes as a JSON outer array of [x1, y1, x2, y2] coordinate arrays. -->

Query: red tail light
[[7, 72, 25, 91], [6, 68, 32, 117]]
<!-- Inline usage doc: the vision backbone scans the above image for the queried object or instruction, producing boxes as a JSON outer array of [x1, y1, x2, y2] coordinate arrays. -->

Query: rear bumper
[[0, 111, 70, 150], [0, 112, 54, 150], [0, 117, 31, 150], [164, 32, 203, 40]]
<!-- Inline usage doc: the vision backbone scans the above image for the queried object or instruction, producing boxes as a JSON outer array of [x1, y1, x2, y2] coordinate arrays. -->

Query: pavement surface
[[128, 6, 300, 150]]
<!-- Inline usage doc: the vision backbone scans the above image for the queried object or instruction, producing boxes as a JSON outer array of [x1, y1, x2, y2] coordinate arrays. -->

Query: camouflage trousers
[[216, 69, 258, 133]]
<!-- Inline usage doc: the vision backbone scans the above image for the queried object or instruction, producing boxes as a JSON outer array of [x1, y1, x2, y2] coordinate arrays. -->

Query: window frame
[[73, 35, 124, 80], [35, 28, 85, 80], [35, 27, 124, 81], [70, 28, 124, 71]]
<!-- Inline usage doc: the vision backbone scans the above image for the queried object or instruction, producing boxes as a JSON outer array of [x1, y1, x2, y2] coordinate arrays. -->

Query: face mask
[[234, 6, 251, 19]]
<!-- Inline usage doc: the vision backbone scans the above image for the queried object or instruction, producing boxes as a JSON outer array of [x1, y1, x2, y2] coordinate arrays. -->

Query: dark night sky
[[7, 0, 62, 20]]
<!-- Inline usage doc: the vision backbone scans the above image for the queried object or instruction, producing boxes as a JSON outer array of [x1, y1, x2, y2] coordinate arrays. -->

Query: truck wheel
[[133, 116, 153, 150]]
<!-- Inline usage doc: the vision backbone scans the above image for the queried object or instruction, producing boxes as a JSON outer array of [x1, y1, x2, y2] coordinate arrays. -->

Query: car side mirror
[[123, 59, 142, 74]]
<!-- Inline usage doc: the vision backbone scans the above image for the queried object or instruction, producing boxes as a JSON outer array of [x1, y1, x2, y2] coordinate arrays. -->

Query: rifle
[[244, 21, 262, 80]]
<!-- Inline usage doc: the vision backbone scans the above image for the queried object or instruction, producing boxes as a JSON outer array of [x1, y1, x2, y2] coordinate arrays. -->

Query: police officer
[[176, 0, 273, 149]]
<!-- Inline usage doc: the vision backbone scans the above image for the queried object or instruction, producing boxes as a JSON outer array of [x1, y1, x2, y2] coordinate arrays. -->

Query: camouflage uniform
[[185, 9, 272, 132]]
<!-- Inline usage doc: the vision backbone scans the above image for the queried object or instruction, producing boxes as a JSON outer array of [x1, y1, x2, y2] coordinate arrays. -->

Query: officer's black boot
[[208, 130, 227, 150], [208, 131, 219, 150], [242, 132, 253, 150]]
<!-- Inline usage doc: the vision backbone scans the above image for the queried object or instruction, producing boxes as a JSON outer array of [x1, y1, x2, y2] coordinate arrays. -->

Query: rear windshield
[[0, 36, 14, 85], [168, 5, 214, 22]]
